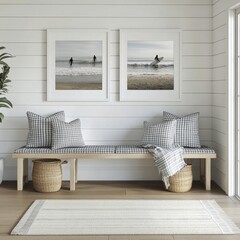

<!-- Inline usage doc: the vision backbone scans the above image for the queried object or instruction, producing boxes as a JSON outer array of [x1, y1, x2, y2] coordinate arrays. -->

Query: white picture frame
[[120, 29, 181, 102], [47, 29, 109, 101]]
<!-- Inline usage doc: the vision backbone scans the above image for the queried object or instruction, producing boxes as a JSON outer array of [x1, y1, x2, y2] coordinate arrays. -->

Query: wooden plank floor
[[0, 181, 240, 240]]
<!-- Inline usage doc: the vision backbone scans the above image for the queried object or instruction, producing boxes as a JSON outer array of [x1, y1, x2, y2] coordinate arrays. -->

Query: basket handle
[[62, 160, 68, 165]]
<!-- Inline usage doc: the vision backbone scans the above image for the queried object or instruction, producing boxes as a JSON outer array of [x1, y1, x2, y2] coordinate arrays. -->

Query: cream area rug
[[11, 200, 240, 235]]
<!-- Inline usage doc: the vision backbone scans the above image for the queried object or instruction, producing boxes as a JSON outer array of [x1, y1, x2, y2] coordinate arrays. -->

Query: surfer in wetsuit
[[69, 57, 73, 66], [154, 55, 160, 62], [93, 55, 97, 63]]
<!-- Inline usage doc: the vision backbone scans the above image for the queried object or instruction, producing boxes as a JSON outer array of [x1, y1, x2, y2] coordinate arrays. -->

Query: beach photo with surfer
[[127, 41, 174, 90], [55, 41, 102, 90]]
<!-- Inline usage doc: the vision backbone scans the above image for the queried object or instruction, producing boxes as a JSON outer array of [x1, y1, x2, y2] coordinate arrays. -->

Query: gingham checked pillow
[[163, 111, 201, 148], [51, 119, 85, 150], [141, 120, 177, 148], [26, 111, 65, 147]]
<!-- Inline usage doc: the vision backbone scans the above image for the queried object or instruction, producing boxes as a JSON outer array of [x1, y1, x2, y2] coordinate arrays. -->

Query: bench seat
[[14, 145, 215, 155], [12, 145, 216, 192], [14, 145, 115, 154], [115, 145, 216, 154]]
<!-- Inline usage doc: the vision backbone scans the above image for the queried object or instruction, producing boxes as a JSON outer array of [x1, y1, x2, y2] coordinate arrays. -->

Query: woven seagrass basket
[[32, 159, 62, 193], [168, 164, 193, 193]]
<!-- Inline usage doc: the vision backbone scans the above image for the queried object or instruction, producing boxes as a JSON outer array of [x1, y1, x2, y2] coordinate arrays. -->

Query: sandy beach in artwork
[[128, 74, 174, 90], [56, 74, 102, 90], [56, 82, 102, 90]]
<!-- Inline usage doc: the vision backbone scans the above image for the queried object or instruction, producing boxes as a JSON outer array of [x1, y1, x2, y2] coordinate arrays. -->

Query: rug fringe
[[200, 200, 240, 234]]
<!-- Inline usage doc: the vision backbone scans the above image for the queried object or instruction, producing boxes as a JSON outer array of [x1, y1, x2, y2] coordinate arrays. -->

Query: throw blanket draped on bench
[[143, 145, 186, 189]]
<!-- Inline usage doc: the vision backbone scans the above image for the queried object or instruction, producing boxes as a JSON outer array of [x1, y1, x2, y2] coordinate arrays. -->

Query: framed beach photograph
[[47, 29, 109, 101], [120, 29, 181, 101]]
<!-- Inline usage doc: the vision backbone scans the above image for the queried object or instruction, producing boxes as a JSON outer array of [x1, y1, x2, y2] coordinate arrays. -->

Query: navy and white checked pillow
[[141, 120, 177, 148], [51, 119, 85, 150], [26, 111, 65, 148], [163, 111, 201, 148]]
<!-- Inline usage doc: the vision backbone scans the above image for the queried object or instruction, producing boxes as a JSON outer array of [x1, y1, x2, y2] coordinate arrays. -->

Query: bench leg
[[75, 159, 78, 184], [200, 159, 205, 184], [205, 158, 211, 191], [17, 158, 24, 191], [70, 159, 76, 191], [24, 158, 28, 183]]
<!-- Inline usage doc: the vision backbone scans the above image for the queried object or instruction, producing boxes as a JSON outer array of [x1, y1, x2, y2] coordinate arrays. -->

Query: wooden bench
[[12, 145, 216, 192]]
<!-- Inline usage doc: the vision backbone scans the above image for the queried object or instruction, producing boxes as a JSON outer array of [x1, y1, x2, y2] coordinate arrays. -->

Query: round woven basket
[[32, 159, 62, 193], [168, 164, 193, 193]]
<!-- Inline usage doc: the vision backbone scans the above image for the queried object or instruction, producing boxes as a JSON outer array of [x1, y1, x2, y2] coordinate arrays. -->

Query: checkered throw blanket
[[143, 145, 186, 189]]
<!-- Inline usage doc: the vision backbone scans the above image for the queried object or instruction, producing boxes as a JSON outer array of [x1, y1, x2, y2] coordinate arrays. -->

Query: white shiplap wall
[[212, 0, 240, 194], [0, 0, 213, 182]]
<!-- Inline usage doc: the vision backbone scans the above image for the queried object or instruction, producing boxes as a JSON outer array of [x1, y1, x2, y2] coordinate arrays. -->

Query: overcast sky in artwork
[[128, 41, 173, 60], [56, 41, 102, 60]]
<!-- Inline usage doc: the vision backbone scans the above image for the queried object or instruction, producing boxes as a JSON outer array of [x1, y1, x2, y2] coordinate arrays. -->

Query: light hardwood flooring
[[0, 181, 240, 240]]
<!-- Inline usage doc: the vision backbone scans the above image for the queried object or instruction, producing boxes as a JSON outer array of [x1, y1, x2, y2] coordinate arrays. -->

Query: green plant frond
[[0, 53, 12, 59], [2, 88, 8, 92], [0, 97, 13, 108], [0, 55, 13, 61], [0, 113, 4, 123], [3, 79, 11, 84], [0, 103, 11, 108], [0, 47, 13, 123], [0, 61, 9, 67]]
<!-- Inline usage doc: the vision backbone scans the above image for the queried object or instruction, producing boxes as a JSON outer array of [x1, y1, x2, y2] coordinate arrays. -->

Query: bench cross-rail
[[12, 145, 216, 191]]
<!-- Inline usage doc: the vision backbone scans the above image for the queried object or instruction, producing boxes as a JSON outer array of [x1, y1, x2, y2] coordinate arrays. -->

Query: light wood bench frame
[[12, 152, 216, 192]]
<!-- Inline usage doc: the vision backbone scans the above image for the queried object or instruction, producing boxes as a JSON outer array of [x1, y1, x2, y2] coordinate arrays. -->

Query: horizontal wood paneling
[[182, 69, 212, 80], [212, 94, 227, 108], [1, 30, 211, 44], [212, 141, 227, 160], [0, 18, 212, 30], [182, 56, 212, 68], [182, 31, 212, 43], [213, 10, 226, 29], [212, 106, 227, 121], [182, 43, 212, 56], [0, 30, 46, 43], [0, 129, 212, 142], [1, 106, 212, 117], [212, 80, 226, 94], [213, 39, 226, 55], [0, 0, 213, 182], [6, 93, 212, 106], [2, 43, 47, 56], [212, 130, 227, 148], [0, 5, 212, 18], [213, 53, 226, 68], [0, 0, 213, 5], [213, 66, 226, 80], [213, 25, 226, 42], [0, 116, 212, 130], [212, 118, 227, 135]]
